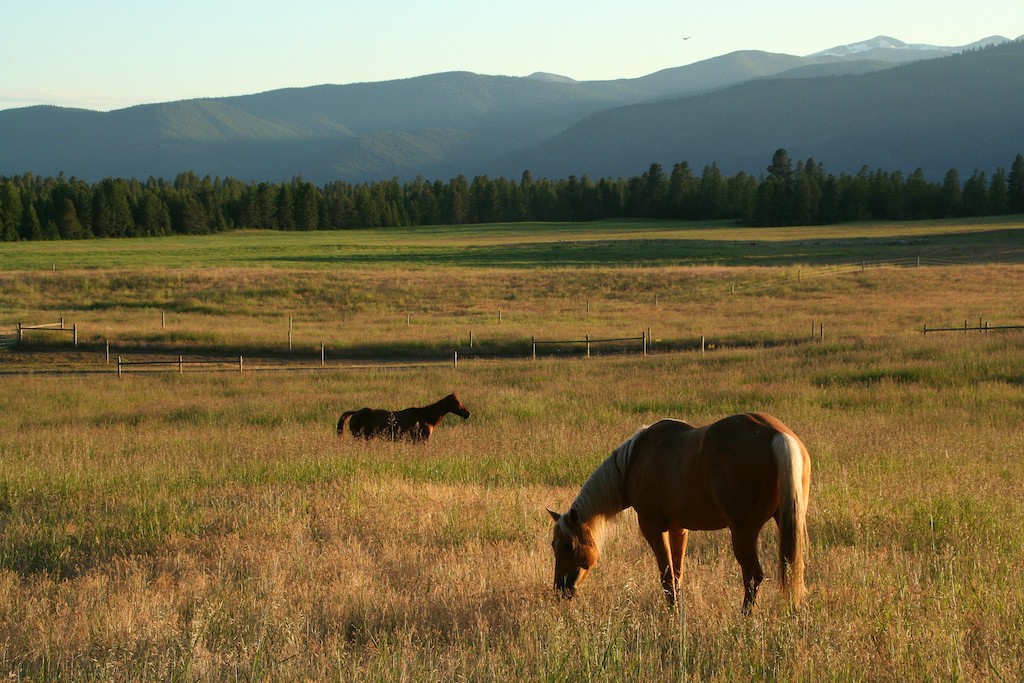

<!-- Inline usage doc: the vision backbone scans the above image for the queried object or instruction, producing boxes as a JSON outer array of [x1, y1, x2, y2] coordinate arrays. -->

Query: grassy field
[[2, 218, 1024, 680]]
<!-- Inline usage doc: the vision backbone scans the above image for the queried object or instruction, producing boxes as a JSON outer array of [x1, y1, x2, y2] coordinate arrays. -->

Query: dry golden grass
[[3, 223, 1024, 679], [5, 263, 1024, 366], [3, 332, 1024, 679]]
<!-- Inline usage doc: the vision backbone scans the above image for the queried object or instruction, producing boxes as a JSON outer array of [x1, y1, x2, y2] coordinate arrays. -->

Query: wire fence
[[531, 333, 648, 359], [7, 255, 1023, 376], [922, 321, 1024, 334]]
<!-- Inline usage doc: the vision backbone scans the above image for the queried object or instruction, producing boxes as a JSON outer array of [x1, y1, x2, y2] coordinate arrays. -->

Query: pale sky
[[2, 0, 1021, 111]]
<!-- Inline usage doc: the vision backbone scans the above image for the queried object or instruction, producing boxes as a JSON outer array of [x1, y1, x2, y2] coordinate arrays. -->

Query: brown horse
[[548, 413, 810, 612], [337, 393, 471, 442]]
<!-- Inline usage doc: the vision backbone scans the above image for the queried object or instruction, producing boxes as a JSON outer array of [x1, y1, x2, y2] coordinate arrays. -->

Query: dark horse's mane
[[337, 393, 470, 442]]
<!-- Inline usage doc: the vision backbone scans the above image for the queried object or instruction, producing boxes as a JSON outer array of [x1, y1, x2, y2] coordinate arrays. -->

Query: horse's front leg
[[639, 520, 676, 606]]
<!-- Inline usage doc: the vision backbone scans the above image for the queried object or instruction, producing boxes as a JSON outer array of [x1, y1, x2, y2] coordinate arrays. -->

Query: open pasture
[[2, 218, 1024, 679]]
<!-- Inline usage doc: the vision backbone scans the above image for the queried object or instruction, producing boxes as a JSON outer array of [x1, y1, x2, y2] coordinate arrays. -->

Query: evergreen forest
[[3, 150, 1024, 242]]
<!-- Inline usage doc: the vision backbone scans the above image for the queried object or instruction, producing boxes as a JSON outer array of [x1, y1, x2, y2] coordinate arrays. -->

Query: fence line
[[922, 321, 1024, 334], [117, 355, 244, 376], [113, 353, 460, 377], [17, 319, 78, 346], [532, 332, 647, 360]]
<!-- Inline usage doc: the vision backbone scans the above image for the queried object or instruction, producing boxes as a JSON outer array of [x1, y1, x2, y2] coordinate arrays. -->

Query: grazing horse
[[337, 393, 471, 442], [548, 413, 810, 612]]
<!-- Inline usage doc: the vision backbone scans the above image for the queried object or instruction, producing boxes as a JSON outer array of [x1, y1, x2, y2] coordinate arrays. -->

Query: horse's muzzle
[[555, 585, 577, 600], [554, 572, 579, 598]]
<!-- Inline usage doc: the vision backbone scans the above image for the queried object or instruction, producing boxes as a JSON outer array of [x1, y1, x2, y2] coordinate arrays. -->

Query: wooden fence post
[[178, 355, 183, 373], [586, 334, 591, 358], [642, 331, 647, 356], [701, 335, 706, 354], [117, 356, 122, 377], [17, 322, 22, 345], [532, 336, 536, 361], [239, 356, 244, 372], [105, 340, 110, 364], [469, 330, 474, 348], [454, 350, 459, 370], [73, 323, 77, 346], [321, 342, 325, 366]]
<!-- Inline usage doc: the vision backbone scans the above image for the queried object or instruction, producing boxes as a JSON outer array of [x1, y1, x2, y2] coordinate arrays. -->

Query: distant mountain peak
[[810, 34, 1010, 59], [525, 72, 577, 84]]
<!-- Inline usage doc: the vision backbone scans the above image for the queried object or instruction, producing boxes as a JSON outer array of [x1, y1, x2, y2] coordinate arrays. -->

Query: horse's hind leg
[[669, 528, 689, 588], [729, 526, 765, 613]]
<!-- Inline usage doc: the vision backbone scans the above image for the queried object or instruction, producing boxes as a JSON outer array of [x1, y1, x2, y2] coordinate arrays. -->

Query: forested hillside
[[502, 40, 1024, 180], [1, 39, 1018, 184]]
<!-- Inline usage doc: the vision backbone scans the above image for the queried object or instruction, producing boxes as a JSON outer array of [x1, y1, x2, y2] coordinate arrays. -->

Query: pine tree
[[961, 170, 988, 217], [667, 162, 698, 218], [939, 169, 963, 217], [0, 181, 23, 241], [989, 167, 1008, 215], [22, 203, 43, 240], [1008, 154, 1024, 213], [57, 198, 84, 239], [294, 182, 321, 231]]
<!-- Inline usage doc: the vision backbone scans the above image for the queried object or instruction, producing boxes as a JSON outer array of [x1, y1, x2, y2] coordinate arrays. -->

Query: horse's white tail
[[773, 432, 809, 609]]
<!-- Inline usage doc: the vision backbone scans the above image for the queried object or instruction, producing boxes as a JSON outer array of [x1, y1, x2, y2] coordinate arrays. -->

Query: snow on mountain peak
[[809, 35, 1009, 59]]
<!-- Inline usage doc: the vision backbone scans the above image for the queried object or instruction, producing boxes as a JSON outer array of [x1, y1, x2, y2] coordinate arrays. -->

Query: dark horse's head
[[444, 393, 471, 419]]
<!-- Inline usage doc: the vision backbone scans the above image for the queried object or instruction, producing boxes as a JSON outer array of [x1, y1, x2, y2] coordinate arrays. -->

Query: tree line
[[2, 150, 1024, 241]]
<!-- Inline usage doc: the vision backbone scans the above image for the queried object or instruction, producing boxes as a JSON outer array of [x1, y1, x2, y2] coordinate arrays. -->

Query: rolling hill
[[0, 36, 1018, 183]]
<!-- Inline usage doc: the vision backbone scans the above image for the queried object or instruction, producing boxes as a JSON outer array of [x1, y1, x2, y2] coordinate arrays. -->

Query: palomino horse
[[337, 393, 471, 442], [548, 413, 810, 612]]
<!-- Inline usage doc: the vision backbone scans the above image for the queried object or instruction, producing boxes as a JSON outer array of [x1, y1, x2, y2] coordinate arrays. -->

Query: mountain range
[[1, 35, 1021, 184]]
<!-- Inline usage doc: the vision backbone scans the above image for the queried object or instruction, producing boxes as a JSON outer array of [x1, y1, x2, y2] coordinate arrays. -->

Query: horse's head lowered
[[547, 508, 600, 598], [445, 393, 472, 420]]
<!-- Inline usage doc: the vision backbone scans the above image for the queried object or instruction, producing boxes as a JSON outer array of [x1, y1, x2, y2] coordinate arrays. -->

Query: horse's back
[[629, 413, 804, 529], [704, 412, 801, 452], [637, 413, 800, 462], [348, 407, 391, 437]]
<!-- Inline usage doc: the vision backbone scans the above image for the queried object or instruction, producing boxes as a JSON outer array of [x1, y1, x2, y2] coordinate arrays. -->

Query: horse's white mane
[[562, 425, 647, 550]]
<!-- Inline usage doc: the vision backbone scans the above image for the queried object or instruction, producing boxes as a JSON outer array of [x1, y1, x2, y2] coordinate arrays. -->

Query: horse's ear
[[547, 508, 562, 522]]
